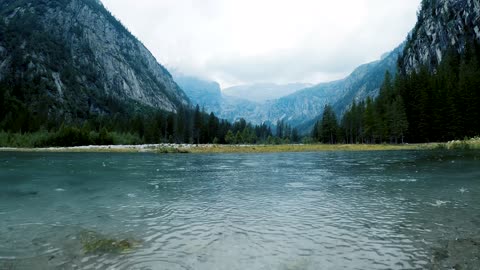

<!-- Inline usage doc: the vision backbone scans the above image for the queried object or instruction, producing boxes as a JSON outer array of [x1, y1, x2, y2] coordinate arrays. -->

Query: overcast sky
[[101, 0, 421, 88]]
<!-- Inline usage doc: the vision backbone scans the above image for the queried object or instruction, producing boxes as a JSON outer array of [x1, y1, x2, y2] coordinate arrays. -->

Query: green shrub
[[110, 132, 143, 145], [42, 125, 93, 147]]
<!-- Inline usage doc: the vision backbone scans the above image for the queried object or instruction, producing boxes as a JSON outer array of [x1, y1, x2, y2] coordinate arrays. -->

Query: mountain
[[178, 45, 402, 132], [174, 75, 222, 110], [0, 0, 189, 124], [174, 0, 480, 136], [223, 83, 312, 103], [267, 44, 403, 132], [331, 44, 405, 113], [396, 0, 480, 142], [173, 75, 264, 124], [401, 0, 480, 74], [338, 0, 480, 144], [291, 0, 480, 134]]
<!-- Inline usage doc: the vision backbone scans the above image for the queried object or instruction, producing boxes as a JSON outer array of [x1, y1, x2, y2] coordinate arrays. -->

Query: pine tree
[[207, 112, 218, 143], [193, 105, 202, 144], [320, 104, 339, 144], [363, 98, 376, 143], [291, 128, 300, 143], [458, 45, 480, 137], [312, 121, 319, 141], [386, 96, 408, 143], [225, 130, 235, 144]]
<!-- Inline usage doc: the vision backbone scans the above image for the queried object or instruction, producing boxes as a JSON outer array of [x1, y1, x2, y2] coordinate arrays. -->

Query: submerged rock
[[78, 230, 136, 254], [430, 238, 480, 270]]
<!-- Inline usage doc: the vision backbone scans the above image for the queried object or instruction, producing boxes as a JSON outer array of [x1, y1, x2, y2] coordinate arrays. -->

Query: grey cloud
[[101, 0, 421, 87]]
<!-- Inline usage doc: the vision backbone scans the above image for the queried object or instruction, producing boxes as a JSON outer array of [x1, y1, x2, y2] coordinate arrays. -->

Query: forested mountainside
[[269, 44, 404, 133], [318, 0, 480, 144], [0, 0, 189, 132]]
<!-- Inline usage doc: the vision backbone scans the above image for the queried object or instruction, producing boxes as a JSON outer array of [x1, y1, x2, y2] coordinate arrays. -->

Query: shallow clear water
[[0, 151, 479, 270]]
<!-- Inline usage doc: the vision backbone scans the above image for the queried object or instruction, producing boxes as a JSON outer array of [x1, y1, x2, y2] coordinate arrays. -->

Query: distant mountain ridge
[[223, 83, 312, 103], [0, 0, 189, 122], [177, 45, 403, 133], [173, 75, 222, 110], [173, 75, 263, 124], [261, 44, 404, 132]]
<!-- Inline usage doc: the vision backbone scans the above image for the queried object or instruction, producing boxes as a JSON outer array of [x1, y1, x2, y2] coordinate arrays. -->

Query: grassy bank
[[432, 137, 480, 150], [1, 137, 479, 154], [179, 143, 422, 153], [181, 137, 480, 153]]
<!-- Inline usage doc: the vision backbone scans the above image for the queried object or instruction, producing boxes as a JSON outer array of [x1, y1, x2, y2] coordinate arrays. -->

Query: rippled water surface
[[1, 151, 480, 269]]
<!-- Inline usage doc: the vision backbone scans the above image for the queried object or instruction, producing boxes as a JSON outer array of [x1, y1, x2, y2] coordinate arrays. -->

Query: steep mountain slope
[[0, 0, 189, 122], [223, 83, 312, 103], [174, 76, 222, 110], [401, 0, 480, 74], [396, 0, 480, 142], [174, 75, 264, 124], [331, 44, 404, 113], [178, 45, 402, 131], [262, 44, 403, 132]]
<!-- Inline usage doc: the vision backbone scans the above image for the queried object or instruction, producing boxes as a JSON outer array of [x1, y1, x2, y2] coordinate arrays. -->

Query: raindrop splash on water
[[0, 151, 479, 270]]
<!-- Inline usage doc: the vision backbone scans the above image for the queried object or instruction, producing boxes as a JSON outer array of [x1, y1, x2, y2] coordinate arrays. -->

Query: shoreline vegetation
[[0, 137, 478, 154]]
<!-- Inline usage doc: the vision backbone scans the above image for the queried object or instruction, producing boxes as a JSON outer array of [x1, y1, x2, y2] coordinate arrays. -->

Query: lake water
[[0, 151, 479, 270]]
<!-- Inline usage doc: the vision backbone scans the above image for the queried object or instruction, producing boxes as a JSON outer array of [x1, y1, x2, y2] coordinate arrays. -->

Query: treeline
[[0, 97, 284, 147], [0, 51, 298, 147], [339, 71, 408, 144], [275, 120, 300, 144], [396, 43, 480, 142], [1, 76, 305, 147], [312, 42, 480, 144]]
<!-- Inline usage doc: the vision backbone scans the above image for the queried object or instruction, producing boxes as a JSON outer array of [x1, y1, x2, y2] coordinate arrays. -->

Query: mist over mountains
[[223, 83, 312, 103], [176, 44, 403, 133]]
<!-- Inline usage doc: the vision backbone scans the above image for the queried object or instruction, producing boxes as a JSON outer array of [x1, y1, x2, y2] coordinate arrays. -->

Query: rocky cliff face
[[401, 0, 480, 73], [174, 75, 222, 110], [0, 0, 189, 118]]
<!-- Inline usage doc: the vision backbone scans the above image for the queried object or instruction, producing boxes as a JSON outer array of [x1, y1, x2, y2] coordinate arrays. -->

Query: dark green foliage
[[386, 96, 408, 143], [0, 96, 280, 146], [312, 105, 339, 144], [193, 105, 202, 144], [338, 42, 480, 144], [398, 43, 480, 142], [224, 130, 235, 144], [275, 120, 299, 143], [45, 125, 93, 147], [341, 100, 365, 144]]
